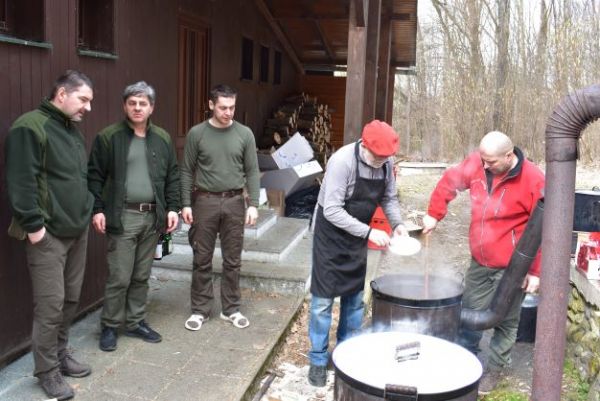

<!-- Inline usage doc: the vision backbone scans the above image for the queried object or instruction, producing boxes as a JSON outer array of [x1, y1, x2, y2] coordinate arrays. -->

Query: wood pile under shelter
[[259, 93, 333, 167]]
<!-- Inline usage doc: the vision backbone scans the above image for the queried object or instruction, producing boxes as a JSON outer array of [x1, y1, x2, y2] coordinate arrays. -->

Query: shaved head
[[479, 131, 516, 175], [479, 131, 513, 156]]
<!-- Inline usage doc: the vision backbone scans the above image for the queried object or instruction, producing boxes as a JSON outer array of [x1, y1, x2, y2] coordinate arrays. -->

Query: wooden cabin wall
[[0, 0, 299, 367]]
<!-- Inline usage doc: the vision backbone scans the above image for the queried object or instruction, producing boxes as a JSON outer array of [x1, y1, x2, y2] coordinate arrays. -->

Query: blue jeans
[[308, 291, 364, 366]]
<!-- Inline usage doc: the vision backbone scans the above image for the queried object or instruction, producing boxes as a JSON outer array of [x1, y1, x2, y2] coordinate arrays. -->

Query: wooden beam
[[314, 20, 335, 61], [385, 63, 395, 125], [391, 13, 411, 21], [254, 0, 305, 74], [352, 0, 366, 27], [362, 0, 381, 125], [343, 0, 367, 144], [375, 1, 392, 120]]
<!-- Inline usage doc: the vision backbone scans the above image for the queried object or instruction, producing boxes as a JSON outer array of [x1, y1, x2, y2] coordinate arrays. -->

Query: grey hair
[[122, 81, 156, 104]]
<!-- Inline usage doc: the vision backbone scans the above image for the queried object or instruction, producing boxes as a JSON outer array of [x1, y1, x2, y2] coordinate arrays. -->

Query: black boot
[[125, 320, 162, 343], [308, 364, 327, 387], [99, 326, 118, 352]]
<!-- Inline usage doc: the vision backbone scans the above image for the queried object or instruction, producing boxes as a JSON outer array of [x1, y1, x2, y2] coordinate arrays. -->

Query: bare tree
[[399, 0, 600, 164]]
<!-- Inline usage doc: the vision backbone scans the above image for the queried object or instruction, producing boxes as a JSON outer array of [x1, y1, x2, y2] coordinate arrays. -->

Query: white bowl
[[388, 235, 422, 256]]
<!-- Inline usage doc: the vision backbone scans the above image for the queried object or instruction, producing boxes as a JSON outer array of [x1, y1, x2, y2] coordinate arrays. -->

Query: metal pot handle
[[383, 384, 418, 401], [370, 280, 379, 292]]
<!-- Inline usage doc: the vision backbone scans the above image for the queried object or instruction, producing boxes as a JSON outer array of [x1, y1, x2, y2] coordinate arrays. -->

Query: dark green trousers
[[457, 258, 525, 369], [26, 227, 89, 376], [101, 210, 158, 330]]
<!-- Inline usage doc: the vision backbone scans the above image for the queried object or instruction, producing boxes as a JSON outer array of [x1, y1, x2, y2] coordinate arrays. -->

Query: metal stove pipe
[[460, 199, 544, 331], [532, 84, 600, 401]]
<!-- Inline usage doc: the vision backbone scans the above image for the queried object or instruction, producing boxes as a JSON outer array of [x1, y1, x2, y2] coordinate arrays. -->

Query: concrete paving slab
[[0, 278, 305, 401]]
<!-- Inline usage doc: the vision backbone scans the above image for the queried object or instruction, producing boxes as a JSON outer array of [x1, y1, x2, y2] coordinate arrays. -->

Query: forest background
[[393, 0, 600, 164]]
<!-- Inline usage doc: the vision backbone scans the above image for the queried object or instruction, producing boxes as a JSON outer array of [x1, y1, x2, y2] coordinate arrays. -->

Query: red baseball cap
[[361, 120, 399, 157]]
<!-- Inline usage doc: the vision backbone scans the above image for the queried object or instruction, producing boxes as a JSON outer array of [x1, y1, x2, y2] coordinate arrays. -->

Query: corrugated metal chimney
[[532, 84, 600, 401]]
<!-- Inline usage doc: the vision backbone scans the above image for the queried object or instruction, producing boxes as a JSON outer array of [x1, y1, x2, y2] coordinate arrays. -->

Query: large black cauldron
[[371, 273, 463, 342], [333, 332, 481, 400]]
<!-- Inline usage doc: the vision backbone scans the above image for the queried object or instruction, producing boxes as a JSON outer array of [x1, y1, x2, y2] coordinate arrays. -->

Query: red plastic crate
[[368, 206, 391, 250]]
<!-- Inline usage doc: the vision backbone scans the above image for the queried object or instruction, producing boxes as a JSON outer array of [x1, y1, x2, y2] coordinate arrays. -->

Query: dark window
[[259, 45, 269, 83], [78, 0, 115, 53], [273, 50, 282, 85], [241, 37, 254, 80], [0, 1, 6, 32], [0, 0, 45, 41]]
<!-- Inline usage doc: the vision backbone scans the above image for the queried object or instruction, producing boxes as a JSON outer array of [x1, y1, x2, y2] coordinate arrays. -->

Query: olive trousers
[[457, 258, 525, 370], [26, 227, 89, 376]]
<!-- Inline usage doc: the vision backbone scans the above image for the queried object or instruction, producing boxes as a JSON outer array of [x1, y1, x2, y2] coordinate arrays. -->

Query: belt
[[125, 202, 156, 212], [195, 189, 243, 198]]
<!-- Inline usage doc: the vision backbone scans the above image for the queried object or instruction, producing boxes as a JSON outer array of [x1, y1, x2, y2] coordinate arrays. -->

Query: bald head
[[479, 131, 516, 175], [479, 131, 513, 156]]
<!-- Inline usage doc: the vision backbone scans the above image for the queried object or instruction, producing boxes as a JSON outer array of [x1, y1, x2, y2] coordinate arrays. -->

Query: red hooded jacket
[[427, 148, 545, 276]]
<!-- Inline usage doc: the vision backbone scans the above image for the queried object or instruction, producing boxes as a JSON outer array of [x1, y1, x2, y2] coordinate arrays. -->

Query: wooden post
[[385, 64, 395, 125], [343, 0, 368, 144], [375, 1, 392, 121], [362, 0, 381, 125]]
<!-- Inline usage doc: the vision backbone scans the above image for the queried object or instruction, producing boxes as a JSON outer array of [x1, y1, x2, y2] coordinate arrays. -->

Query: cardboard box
[[258, 188, 268, 206], [576, 232, 600, 279], [260, 160, 322, 197], [257, 132, 314, 170], [267, 189, 285, 216], [257, 149, 279, 170]]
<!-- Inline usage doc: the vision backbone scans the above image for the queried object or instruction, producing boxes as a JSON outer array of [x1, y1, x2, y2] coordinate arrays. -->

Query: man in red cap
[[307, 120, 408, 387]]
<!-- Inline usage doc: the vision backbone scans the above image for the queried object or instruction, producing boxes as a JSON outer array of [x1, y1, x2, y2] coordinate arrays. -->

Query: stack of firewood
[[259, 93, 333, 167]]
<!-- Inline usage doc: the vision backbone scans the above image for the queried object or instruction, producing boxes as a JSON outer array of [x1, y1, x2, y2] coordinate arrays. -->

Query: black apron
[[311, 142, 387, 298]]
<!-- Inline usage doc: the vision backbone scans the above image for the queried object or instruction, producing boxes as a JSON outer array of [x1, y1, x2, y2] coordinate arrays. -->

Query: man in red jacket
[[422, 131, 544, 394]]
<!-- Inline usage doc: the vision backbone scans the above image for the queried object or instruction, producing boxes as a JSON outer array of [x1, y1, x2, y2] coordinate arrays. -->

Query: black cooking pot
[[333, 331, 481, 400], [370, 273, 463, 341]]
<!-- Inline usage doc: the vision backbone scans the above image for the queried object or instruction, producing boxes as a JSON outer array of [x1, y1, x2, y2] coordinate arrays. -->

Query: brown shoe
[[38, 367, 74, 400], [478, 368, 504, 395], [60, 350, 92, 378]]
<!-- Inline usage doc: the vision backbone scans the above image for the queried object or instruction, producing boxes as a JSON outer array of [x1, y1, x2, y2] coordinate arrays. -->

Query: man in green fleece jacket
[[5, 70, 95, 401], [181, 84, 260, 332], [88, 81, 180, 353]]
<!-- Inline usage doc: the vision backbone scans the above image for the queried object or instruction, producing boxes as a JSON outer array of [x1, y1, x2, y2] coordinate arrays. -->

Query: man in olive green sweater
[[88, 81, 180, 352], [181, 84, 260, 331], [5, 70, 95, 401]]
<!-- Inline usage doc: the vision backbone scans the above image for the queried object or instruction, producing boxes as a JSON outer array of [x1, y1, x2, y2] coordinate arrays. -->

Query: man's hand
[[28, 227, 46, 244], [393, 224, 409, 237], [422, 214, 438, 234], [92, 213, 106, 234], [166, 211, 179, 233], [522, 274, 540, 293], [182, 207, 193, 225], [369, 228, 391, 247], [246, 206, 258, 226]]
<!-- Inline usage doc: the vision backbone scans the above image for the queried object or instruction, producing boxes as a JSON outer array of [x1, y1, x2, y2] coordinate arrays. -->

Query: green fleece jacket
[[87, 120, 181, 234], [5, 100, 94, 238]]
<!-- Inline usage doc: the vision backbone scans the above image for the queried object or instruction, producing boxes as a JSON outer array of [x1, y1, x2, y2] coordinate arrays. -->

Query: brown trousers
[[25, 227, 89, 376], [189, 193, 245, 317]]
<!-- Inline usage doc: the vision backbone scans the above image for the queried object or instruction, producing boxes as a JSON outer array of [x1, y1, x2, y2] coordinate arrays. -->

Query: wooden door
[[177, 16, 210, 160]]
